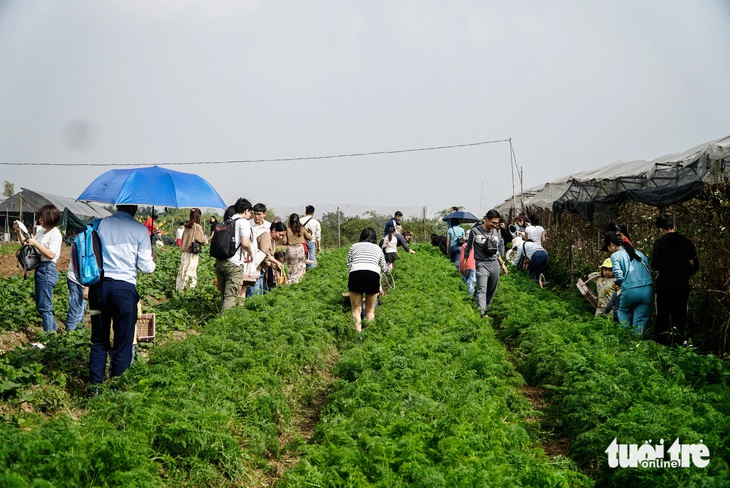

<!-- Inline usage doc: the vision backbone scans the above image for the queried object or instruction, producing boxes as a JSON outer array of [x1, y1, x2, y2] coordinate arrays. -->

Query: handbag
[[190, 241, 202, 254], [253, 248, 267, 269], [241, 253, 260, 284], [16, 245, 42, 277]]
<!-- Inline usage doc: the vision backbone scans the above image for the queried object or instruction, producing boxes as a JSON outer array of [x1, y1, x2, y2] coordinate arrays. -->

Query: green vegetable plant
[[490, 267, 730, 486]]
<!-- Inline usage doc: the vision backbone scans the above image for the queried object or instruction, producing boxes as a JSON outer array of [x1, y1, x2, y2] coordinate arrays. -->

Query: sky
[[1, 0, 730, 219]]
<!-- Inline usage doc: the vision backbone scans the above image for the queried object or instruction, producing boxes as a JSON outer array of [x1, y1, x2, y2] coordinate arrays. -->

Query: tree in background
[[3, 181, 14, 197]]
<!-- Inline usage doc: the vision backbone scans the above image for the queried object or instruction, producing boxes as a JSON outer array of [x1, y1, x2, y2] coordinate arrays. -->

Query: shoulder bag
[[17, 245, 42, 278]]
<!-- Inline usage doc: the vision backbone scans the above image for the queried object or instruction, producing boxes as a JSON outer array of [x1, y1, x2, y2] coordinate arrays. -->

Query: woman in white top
[[15, 205, 63, 332], [381, 224, 399, 270], [524, 213, 546, 245], [347, 227, 388, 332]]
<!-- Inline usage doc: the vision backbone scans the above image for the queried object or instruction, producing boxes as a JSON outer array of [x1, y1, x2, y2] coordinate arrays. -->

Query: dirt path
[[0, 244, 72, 278], [520, 385, 571, 459]]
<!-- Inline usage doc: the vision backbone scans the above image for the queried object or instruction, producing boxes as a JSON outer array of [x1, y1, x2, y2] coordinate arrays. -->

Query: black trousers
[[655, 290, 689, 346]]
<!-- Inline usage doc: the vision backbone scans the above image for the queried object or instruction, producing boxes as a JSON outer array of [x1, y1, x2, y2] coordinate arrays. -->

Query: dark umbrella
[[442, 211, 480, 223], [77, 166, 227, 208]]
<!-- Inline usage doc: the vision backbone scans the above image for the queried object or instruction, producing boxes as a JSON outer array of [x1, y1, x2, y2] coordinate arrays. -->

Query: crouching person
[[88, 205, 155, 393], [512, 239, 549, 285]]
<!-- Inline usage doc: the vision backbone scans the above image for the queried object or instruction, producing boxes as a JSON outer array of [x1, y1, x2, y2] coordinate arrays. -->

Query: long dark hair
[[185, 208, 201, 228], [289, 213, 302, 236], [604, 231, 641, 261], [359, 227, 377, 244], [605, 222, 631, 241]]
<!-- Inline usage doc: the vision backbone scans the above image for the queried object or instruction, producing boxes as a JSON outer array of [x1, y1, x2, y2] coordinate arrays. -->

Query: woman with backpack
[[176, 208, 208, 291], [281, 213, 312, 284], [446, 218, 466, 269], [460, 210, 508, 317]]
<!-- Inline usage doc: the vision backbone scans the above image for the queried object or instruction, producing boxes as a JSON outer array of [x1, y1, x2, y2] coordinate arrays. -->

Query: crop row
[[0, 249, 357, 486], [490, 270, 730, 487], [279, 246, 589, 486]]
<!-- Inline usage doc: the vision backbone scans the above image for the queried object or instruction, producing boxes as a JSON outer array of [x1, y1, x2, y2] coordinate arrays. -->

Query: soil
[[0, 244, 72, 278], [0, 330, 33, 354], [520, 385, 571, 459]]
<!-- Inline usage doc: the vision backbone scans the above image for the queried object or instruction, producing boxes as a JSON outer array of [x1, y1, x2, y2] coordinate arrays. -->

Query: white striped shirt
[[347, 242, 388, 275]]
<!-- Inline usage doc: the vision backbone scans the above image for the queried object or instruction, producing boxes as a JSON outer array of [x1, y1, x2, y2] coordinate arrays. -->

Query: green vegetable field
[[0, 244, 728, 487]]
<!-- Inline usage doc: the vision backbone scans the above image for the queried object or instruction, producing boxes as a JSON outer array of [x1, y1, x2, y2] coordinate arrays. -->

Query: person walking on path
[[446, 219, 466, 269], [88, 205, 155, 388], [302, 205, 321, 269], [282, 213, 312, 283], [604, 231, 653, 338], [215, 198, 254, 312], [459, 236, 476, 296], [347, 227, 388, 332], [176, 208, 208, 291], [14, 205, 63, 333], [652, 213, 699, 346], [462, 210, 509, 317], [381, 224, 399, 270]]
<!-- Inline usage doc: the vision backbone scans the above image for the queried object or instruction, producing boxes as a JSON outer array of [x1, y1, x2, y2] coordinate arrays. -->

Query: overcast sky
[[1, 0, 729, 218]]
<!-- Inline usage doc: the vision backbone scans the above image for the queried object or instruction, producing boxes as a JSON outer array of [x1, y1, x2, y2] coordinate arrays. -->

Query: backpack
[[209, 217, 240, 259], [474, 227, 499, 256], [448, 227, 464, 247], [72, 219, 103, 286]]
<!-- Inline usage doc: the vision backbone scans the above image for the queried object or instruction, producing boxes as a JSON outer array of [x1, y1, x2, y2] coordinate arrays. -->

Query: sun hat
[[600, 258, 612, 268]]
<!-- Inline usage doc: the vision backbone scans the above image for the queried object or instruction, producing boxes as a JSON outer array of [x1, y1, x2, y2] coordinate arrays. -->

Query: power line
[[0, 138, 510, 167]]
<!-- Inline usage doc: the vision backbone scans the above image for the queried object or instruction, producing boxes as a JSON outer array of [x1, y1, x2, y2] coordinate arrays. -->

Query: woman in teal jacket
[[604, 232, 654, 337]]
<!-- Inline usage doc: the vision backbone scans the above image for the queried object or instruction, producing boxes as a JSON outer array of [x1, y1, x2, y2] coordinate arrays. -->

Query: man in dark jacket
[[651, 214, 699, 346]]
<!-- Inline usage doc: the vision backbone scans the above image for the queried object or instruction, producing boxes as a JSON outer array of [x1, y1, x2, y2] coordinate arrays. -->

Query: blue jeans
[[528, 250, 549, 282], [306, 241, 317, 268], [449, 245, 461, 266], [618, 285, 654, 338], [463, 269, 476, 296], [35, 261, 58, 333], [89, 279, 139, 384], [66, 278, 86, 331], [247, 270, 265, 296]]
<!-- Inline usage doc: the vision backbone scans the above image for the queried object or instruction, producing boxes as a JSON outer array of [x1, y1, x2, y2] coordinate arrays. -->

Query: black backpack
[[475, 227, 499, 256], [209, 218, 240, 259]]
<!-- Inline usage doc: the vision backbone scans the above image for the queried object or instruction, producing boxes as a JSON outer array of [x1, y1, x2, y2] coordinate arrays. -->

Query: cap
[[600, 258, 612, 268]]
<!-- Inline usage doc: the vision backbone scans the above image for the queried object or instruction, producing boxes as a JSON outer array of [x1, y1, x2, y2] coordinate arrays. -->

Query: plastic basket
[[136, 313, 156, 342]]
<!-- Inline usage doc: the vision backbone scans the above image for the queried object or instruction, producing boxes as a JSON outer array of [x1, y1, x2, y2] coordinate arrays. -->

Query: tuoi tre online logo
[[606, 438, 710, 469]]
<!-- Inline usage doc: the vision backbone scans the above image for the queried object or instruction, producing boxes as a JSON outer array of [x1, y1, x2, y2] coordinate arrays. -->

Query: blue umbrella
[[77, 166, 227, 208], [442, 211, 481, 223]]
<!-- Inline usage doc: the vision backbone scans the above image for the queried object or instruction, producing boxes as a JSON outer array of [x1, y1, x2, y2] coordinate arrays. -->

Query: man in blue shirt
[[88, 205, 155, 392], [383, 211, 402, 236]]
